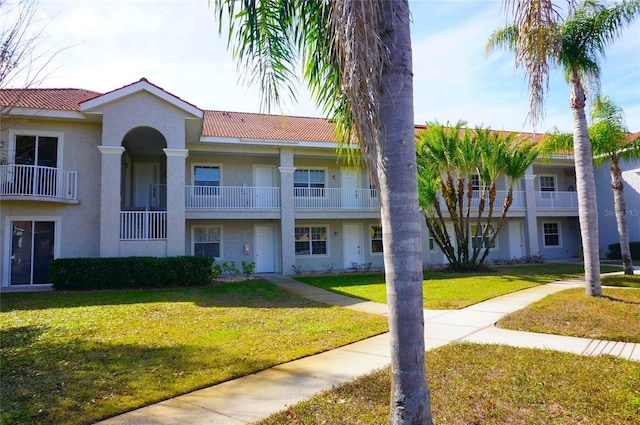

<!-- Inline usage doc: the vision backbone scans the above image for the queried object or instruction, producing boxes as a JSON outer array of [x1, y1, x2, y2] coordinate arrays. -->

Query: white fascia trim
[[2, 107, 86, 120], [80, 81, 203, 118]]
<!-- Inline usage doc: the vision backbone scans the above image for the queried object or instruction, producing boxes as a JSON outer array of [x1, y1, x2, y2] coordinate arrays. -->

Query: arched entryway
[[121, 127, 167, 211]]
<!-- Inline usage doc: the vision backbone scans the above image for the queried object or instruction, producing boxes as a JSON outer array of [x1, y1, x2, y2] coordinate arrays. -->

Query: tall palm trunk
[[376, 1, 431, 423], [570, 72, 602, 296], [610, 156, 634, 275]]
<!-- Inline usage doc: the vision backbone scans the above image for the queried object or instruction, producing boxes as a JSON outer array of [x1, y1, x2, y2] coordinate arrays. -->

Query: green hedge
[[50, 256, 214, 290], [606, 242, 640, 261]]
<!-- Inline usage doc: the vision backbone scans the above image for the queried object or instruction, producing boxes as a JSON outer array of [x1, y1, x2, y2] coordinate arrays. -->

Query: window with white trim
[[543, 222, 561, 247], [14, 135, 59, 167], [193, 226, 221, 258], [294, 169, 325, 197], [470, 224, 496, 249], [539, 175, 557, 199], [370, 225, 383, 253], [295, 226, 327, 255], [194, 165, 220, 187]]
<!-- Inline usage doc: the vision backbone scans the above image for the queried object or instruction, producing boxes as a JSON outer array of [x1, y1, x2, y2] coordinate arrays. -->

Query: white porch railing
[[120, 211, 167, 240], [535, 191, 579, 210], [294, 188, 380, 210], [436, 190, 525, 211], [185, 185, 280, 209], [0, 164, 78, 200]]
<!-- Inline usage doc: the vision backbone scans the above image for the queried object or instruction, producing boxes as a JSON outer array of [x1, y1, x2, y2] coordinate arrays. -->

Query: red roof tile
[[0, 88, 102, 111], [202, 110, 336, 142]]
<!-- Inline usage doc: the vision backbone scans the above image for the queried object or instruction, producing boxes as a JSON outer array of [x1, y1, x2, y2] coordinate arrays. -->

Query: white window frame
[[192, 163, 222, 186], [539, 174, 557, 200], [370, 224, 383, 255], [192, 225, 222, 260], [9, 130, 64, 168], [294, 224, 329, 257], [542, 222, 562, 248], [294, 168, 327, 197], [470, 173, 481, 198], [470, 224, 497, 249]]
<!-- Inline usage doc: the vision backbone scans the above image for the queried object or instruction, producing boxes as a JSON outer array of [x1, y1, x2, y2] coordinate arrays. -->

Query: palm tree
[[211, 1, 431, 423], [544, 97, 640, 274], [487, 0, 640, 297], [416, 122, 538, 270]]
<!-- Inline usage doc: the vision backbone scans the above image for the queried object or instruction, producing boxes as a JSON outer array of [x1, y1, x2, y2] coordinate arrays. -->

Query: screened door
[[10, 221, 55, 285]]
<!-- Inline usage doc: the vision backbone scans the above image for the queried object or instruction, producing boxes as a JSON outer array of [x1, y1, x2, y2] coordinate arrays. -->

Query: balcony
[[294, 188, 380, 210], [185, 185, 280, 209], [0, 164, 78, 201], [435, 190, 526, 212], [535, 191, 578, 210]]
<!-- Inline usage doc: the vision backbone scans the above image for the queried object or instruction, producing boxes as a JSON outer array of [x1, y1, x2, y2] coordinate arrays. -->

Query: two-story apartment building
[[1, 79, 637, 288]]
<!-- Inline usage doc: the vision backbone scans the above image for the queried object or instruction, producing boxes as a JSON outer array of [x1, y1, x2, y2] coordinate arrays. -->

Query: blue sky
[[13, 0, 640, 133]]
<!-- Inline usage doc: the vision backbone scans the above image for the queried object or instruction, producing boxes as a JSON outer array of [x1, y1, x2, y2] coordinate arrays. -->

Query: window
[[295, 226, 327, 256], [294, 169, 325, 197], [470, 224, 496, 249], [193, 226, 221, 258], [540, 175, 557, 194], [194, 166, 220, 187], [370, 225, 383, 253], [14, 135, 58, 167], [470, 174, 481, 199], [543, 222, 561, 247]]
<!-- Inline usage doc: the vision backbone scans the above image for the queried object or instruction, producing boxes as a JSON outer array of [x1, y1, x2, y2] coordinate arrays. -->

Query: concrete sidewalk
[[97, 274, 639, 425]]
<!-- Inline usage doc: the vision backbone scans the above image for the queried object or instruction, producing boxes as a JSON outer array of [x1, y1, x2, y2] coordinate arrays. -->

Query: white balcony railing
[[535, 191, 579, 210], [294, 188, 380, 210], [0, 164, 78, 200], [436, 190, 525, 211], [185, 185, 280, 209], [120, 211, 167, 240]]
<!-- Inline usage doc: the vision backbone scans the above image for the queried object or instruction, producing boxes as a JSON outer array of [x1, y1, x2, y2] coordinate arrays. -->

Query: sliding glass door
[[10, 221, 55, 285]]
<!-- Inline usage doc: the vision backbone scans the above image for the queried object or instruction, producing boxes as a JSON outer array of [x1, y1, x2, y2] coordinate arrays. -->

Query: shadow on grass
[[1, 325, 273, 425], [0, 280, 330, 312]]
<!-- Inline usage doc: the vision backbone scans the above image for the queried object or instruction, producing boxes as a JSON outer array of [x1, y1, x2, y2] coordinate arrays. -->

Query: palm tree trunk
[[570, 73, 602, 296], [610, 156, 634, 275], [376, 1, 432, 423]]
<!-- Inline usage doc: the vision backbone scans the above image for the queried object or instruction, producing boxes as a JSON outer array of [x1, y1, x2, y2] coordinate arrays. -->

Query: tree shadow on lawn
[[0, 280, 330, 312], [1, 325, 274, 425]]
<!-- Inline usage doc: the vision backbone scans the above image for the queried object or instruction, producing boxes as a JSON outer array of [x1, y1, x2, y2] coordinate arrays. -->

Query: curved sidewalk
[[98, 275, 639, 425]]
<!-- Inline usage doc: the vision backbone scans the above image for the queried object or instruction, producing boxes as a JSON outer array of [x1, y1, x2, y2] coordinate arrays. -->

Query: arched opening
[[121, 127, 167, 211]]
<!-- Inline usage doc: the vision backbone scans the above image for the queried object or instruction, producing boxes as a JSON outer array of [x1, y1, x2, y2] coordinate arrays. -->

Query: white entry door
[[341, 168, 359, 208], [255, 225, 276, 273], [343, 223, 363, 269], [508, 220, 524, 259], [254, 166, 276, 208], [134, 163, 158, 208]]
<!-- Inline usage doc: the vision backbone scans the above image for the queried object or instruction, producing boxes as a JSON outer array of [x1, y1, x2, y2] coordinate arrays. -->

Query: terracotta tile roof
[[0, 88, 101, 111], [202, 110, 336, 142]]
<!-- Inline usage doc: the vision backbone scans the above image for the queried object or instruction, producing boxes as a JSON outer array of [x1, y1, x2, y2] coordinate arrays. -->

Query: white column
[[279, 148, 296, 274], [98, 145, 125, 257], [523, 169, 539, 256], [164, 148, 189, 256]]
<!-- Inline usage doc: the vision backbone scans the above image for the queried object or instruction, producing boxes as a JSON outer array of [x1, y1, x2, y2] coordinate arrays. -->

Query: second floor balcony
[[535, 191, 579, 211], [0, 164, 78, 202]]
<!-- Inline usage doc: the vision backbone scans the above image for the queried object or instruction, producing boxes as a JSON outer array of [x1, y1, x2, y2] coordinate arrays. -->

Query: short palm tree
[[487, 0, 640, 296], [544, 97, 640, 274], [211, 1, 431, 423]]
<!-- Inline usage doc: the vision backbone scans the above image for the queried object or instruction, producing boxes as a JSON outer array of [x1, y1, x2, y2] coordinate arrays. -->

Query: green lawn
[[258, 343, 640, 425], [0, 280, 388, 425], [296, 263, 619, 309]]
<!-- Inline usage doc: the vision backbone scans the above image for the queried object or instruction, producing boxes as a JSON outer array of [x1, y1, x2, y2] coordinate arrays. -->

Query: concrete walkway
[[98, 274, 639, 425]]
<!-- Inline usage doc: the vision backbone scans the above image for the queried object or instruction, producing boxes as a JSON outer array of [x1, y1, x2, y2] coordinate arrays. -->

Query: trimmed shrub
[[50, 256, 214, 290], [606, 242, 640, 260]]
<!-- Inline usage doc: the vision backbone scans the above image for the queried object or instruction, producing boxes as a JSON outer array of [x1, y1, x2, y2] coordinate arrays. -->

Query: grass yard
[[296, 263, 619, 309], [257, 343, 640, 425], [498, 285, 640, 343], [0, 280, 388, 425], [602, 273, 640, 288]]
